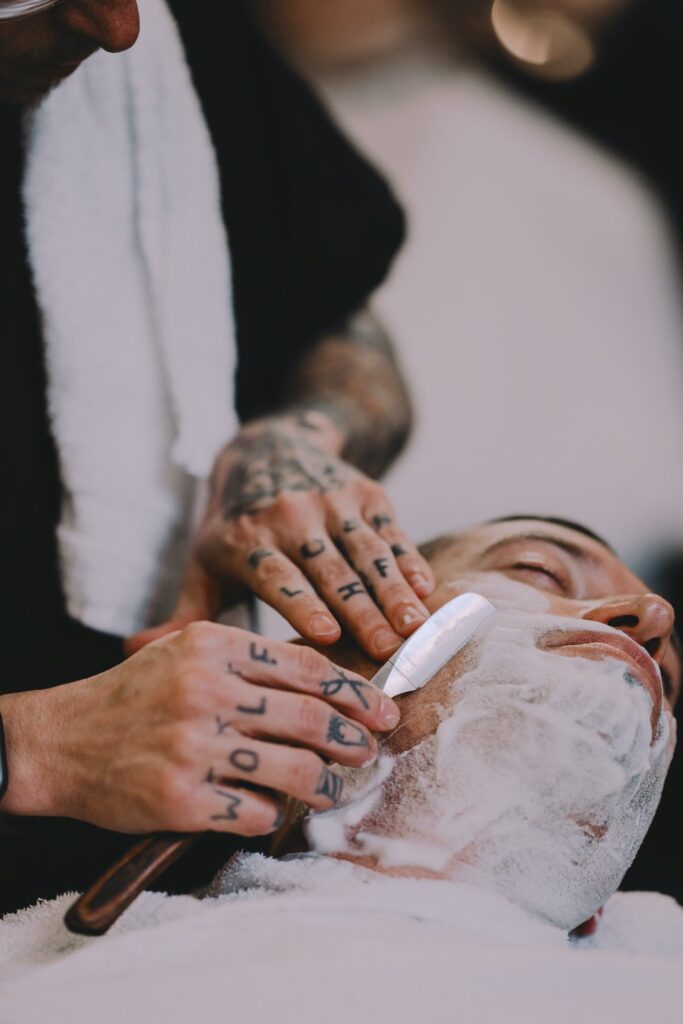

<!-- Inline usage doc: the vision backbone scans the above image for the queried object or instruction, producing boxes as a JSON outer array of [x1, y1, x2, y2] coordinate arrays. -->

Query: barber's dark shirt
[[0, 0, 403, 913]]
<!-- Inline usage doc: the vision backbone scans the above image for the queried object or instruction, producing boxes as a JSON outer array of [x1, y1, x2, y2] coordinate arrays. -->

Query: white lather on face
[[307, 610, 674, 931]]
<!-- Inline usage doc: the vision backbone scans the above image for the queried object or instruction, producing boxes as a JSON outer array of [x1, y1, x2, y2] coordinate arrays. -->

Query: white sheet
[[1, 855, 681, 1023]]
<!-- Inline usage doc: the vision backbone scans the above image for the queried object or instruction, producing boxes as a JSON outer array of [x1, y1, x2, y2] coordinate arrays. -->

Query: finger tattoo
[[343, 519, 361, 533], [300, 539, 326, 559], [320, 670, 371, 710], [227, 661, 248, 679], [371, 515, 393, 531], [280, 586, 304, 598], [327, 714, 370, 748], [316, 767, 344, 803], [216, 715, 233, 735], [373, 557, 390, 579], [210, 789, 242, 822], [337, 581, 366, 602], [391, 544, 407, 558], [228, 748, 259, 773], [236, 697, 267, 716], [248, 549, 275, 569], [250, 642, 277, 665]]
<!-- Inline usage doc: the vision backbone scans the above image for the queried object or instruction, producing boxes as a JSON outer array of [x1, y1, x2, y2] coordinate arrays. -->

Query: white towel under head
[[23, 0, 237, 636]]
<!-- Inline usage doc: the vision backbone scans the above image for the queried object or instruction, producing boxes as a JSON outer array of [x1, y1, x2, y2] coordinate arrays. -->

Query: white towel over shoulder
[[22, 0, 237, 636]]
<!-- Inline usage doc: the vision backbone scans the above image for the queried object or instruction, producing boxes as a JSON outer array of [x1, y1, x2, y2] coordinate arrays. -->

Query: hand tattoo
[[228, 749, 259, 773], [316, 767, 344, 804], [216, 715, 233, 735], [221, 430, 346, 518], [236, 697, 267, 716], [250, 642, 277, 665], [373, 557, 390, 579], [248, 549, 274, 569], [300, 539, 326, 559], [327, 714, 369, 748], [320, 669, 370, 710], [371, 514, 393, 531], [210, 789, 242, 822], [337, 581, 366, 602]]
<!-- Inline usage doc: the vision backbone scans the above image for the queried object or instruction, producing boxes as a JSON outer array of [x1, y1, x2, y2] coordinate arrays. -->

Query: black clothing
[[0, 1, 403, 914]]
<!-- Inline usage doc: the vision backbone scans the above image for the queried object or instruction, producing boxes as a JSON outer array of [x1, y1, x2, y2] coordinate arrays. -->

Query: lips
[[541, 627, 663, 725]]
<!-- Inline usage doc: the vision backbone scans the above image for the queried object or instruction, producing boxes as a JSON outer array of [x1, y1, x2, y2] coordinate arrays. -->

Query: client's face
[[392, 518, 679, 752], [306, 519, 679, 931]]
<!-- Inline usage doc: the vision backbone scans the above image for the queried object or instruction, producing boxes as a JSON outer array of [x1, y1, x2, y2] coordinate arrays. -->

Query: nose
[[56, 0, 140, 53], [582, 593, 675, 667]]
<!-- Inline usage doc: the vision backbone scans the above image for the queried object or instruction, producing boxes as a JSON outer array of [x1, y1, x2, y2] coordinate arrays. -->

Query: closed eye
[[509, 562, 567, 592]]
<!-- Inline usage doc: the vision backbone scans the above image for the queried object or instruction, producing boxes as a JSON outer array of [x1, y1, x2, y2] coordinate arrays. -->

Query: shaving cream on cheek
[[306, 612, 673, 931]]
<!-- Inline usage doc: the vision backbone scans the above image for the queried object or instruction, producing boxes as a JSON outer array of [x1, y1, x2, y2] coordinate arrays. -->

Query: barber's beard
[[307, 614, 674, 932]]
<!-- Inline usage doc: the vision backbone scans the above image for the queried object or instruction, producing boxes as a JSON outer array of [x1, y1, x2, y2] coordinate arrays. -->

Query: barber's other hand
[[0, 624, 399, 835], [139, 416, 435, 661]]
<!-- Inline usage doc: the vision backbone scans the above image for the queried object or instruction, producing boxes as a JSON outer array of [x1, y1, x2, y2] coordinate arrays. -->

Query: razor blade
[[372, 592, 495, 698]]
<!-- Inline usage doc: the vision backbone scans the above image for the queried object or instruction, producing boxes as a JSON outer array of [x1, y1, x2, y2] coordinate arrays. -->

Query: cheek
[[431, 572, 552, 614]]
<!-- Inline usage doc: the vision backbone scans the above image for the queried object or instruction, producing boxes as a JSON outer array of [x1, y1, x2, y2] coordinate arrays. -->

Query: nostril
[[608, 615, 639, 629], [644, 638, 661, 657]]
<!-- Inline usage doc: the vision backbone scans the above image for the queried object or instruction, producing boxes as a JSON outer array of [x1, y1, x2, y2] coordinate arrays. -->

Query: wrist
[[0, 683, 80, 818], [242, 407, 347, 458]]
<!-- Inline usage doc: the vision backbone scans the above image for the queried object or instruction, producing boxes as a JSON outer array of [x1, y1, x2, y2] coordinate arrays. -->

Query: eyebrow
[[480, 532, 598, 564]]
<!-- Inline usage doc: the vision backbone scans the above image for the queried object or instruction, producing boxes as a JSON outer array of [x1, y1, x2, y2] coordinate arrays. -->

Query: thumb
[[124, 557, 223, 656]]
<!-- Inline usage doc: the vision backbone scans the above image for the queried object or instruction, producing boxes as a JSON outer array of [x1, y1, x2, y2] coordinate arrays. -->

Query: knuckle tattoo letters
[[228, 748, 259, 773]]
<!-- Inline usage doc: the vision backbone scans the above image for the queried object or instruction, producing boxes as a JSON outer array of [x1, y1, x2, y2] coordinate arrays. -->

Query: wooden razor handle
[[65, 832, 197, 936]]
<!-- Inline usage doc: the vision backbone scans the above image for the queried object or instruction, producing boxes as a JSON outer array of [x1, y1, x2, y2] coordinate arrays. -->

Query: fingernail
[[311, 614, 339, 638], [362, 748, 379, 767], [409, 573, 431, 595], [380, 698, 401, 729], [401, 607, 427, 628], [374, 628, 402, 656]]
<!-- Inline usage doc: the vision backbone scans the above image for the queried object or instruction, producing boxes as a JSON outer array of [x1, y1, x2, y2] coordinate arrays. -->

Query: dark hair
[[488, 515, 616, 553]]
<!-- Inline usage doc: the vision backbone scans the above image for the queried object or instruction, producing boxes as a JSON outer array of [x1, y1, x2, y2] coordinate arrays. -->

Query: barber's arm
[[0, 623, 398, 832], [133, 311, 435, 662]]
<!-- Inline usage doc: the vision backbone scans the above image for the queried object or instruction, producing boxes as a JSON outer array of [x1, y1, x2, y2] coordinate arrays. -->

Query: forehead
[[446, 519, 647, 594]]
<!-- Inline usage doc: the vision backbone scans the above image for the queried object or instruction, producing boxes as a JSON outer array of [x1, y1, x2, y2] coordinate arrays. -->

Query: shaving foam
[[306, 610, 674, 931]]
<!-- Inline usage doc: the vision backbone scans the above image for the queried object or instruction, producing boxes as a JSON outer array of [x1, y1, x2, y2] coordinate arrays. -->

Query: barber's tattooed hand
[[187, 417, 435, 660], [40, 624, 399, 837]]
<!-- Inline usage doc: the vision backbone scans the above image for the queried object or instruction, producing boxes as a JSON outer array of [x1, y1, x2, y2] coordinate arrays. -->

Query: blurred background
[[248, 0, 682, 899]]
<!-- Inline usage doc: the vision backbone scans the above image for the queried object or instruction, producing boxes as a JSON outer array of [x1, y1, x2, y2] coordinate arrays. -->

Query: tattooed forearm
[[282, 309, 412, 478]]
